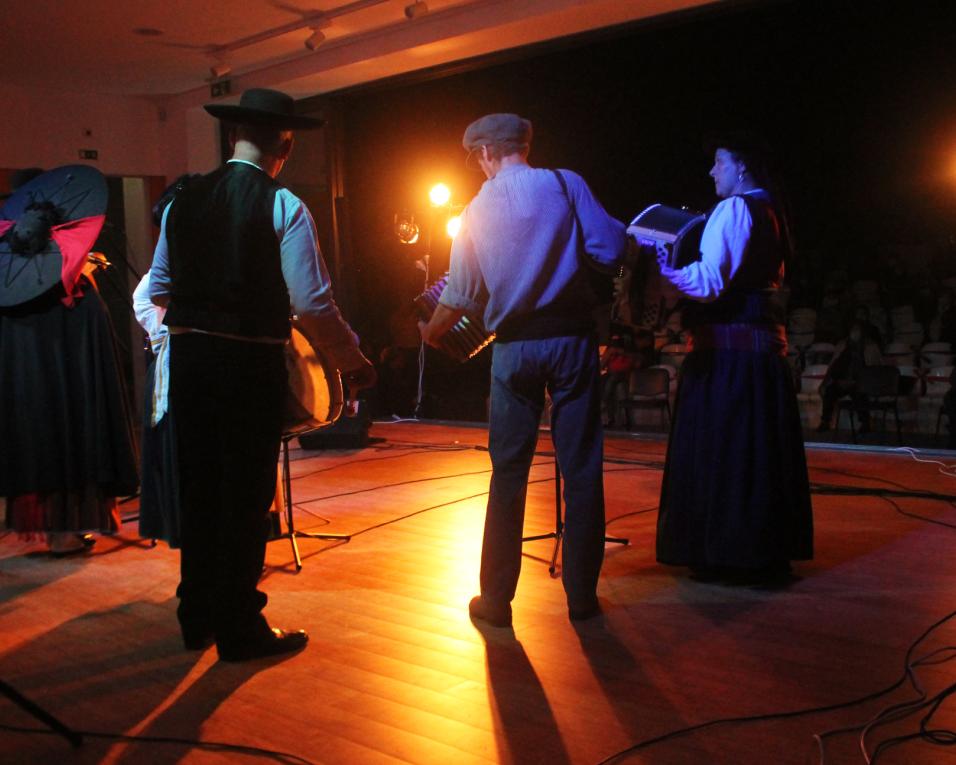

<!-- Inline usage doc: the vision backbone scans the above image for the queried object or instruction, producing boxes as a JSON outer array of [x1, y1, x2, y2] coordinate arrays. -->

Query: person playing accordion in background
[[420, 113, 628, 626], [632, 132, 813, 585]]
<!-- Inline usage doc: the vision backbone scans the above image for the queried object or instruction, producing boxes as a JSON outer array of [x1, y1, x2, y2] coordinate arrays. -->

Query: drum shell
[[283, 326, 344, 435]]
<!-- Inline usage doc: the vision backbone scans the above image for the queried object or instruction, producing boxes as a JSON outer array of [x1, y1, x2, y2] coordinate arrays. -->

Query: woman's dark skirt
[[656, 348, 813, 568], [138, 359, 181, 548], [0, 283, 139, 533]]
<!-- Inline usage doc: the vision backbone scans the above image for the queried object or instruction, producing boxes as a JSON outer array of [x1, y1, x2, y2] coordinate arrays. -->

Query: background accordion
[[628, 204, 706, 270], [414, 273, 495, 362]]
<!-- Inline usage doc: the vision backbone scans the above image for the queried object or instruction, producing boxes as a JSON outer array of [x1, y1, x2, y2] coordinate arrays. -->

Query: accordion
[[628, 204, 706, 270], [414, 273, 495, 362]]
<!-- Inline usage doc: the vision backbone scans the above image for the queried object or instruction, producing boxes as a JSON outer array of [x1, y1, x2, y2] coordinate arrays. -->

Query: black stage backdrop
[[302, 0, 956, 419]]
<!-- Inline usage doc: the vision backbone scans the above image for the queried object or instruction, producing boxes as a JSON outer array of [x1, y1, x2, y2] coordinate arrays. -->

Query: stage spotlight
[[404, 1, 428, 19], [304, 27, 325, 51], [394, 214, 420, 245], [429, 183, 451, 207], [446, 215, 462, 239]]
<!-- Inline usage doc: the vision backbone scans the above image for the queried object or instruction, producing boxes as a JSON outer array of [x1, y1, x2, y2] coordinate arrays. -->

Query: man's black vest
[[164, 162, 291, 339]]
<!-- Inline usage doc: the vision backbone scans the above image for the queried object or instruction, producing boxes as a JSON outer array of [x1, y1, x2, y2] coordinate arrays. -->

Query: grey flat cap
[[462, 113, 533, 151]]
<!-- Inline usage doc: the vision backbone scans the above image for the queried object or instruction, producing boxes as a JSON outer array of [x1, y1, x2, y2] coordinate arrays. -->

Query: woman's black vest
[[164, 162, 290, 339], [683, 193, 787, 329]]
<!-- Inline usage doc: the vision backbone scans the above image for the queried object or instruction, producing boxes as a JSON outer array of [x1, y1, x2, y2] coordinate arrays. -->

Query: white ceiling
[[0, 0, 716, 102]]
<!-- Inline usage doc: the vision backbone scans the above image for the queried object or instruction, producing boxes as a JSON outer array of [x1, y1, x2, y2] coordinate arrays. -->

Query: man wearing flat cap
[[148, 88, 375, 661], [420, 113, 627, 626]]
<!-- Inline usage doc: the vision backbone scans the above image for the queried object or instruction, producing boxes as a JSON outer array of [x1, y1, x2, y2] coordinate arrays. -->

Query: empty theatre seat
[[659, 343, 689, 369], [805, 342, 836, 366], [883, 341, 915, 367], [892, 322, 925, 350], [920, 342, 955, 368]]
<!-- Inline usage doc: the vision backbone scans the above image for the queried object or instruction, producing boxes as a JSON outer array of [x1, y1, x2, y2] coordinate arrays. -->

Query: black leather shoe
[[182, 630, 215, 651], [217, 628, 309, 662], [49, 534, 96, 557], [468, 596, 512, 628]]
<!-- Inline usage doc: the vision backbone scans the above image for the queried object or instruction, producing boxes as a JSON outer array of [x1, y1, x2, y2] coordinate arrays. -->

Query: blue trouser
[[482, 334, 605, 608]]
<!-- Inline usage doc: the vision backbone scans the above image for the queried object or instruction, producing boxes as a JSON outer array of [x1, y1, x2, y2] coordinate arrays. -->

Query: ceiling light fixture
[[209, 61, 232, 79], [304, 27, 326, 51], [404, 1, 428, 20]]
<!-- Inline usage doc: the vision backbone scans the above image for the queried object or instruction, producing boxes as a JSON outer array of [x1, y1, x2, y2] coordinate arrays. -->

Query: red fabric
[[50, 214, 106, 306], [606, 348, 635, 375], [0, 220, 13, 237], [9, 493, 46, 537]]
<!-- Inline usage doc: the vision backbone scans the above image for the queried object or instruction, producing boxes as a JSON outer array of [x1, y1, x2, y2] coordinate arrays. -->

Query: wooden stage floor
[[2, 421, 956, 765]]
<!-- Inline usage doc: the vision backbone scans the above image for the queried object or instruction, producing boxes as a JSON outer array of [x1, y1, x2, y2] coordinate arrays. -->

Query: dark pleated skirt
[[138, 359, 181, 548], [656, 348, 813, 568], [0, 283, 139, 532]]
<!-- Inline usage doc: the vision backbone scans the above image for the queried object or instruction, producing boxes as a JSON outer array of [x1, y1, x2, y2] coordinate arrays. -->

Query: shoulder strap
[[551, 169, 575, 219]]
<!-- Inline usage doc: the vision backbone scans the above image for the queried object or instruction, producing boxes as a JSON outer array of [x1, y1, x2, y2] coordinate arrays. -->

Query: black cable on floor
[[0, 723, 317, 764], [596, 610, 956, 765]]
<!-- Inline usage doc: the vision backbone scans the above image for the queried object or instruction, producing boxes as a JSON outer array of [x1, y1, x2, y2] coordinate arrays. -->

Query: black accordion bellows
[[414, 274, 495, 362]]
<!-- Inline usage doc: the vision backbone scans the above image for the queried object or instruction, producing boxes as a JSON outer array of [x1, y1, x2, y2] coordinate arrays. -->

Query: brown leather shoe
[[468, 595, 512, 628], [217, 628, 309, 662]]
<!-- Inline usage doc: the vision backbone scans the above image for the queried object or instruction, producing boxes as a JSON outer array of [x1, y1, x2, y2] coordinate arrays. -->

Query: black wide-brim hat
[[204, 87, 324, 130], [703, 129, 773, 162], [0, 165, 108, 307]]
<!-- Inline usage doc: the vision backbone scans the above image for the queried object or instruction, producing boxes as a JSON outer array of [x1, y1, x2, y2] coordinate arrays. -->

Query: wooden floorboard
[[2, 422, 956, 764]]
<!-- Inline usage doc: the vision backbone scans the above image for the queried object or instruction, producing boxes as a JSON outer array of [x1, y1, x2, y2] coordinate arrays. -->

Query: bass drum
[[628, 204, 706, 270], [283, 326, 344, 435]]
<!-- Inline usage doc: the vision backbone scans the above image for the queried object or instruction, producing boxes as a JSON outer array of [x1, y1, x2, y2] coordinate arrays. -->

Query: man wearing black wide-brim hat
[[148, 88, 376, 662]]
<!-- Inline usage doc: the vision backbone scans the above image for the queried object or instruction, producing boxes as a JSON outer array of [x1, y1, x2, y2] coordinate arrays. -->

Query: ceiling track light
[[209, 61, 232, 79], [304, 27, 326, 51], [404, 1, 428, 20]]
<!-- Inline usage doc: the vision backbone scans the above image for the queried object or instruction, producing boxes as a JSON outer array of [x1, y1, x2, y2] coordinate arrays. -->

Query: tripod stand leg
[[277, 435, 350, 572], [548, 531, 562, 575], [281, 437, 303, 572], [0, 679, 83, 747]]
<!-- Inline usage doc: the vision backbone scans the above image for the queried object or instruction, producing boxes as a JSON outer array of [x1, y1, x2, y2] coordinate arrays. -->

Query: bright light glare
[[446, 215, 462, 239], [429, 183, 451, 206]]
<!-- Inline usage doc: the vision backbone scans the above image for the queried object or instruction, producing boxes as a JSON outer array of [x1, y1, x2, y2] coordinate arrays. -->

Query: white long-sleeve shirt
[[660, 189, 781, 302], [132, 269, 169, 425]]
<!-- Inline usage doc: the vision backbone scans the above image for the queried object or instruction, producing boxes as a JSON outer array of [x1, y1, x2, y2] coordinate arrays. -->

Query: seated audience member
[[600, 332, 637, 427], [816, 320, 883, 432], [932, 288, 956, 346], [852, 304, 883, 350]]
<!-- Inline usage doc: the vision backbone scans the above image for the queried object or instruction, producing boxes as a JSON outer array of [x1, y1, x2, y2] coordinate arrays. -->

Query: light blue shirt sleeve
[[440, 205, 486, 316], [147, 204, 172, 303], [563, 170, 628, 270], [274, 187, 365, 370]]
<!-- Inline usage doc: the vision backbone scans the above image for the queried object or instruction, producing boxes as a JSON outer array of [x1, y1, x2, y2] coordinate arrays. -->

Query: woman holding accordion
[[633, 132, 813, 584]]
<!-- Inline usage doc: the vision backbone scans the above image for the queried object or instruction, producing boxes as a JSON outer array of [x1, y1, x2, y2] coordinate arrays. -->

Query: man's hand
[[419, 303, 466, 349], [343, 355, 377, 396], [418, 319, 443, 349]]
